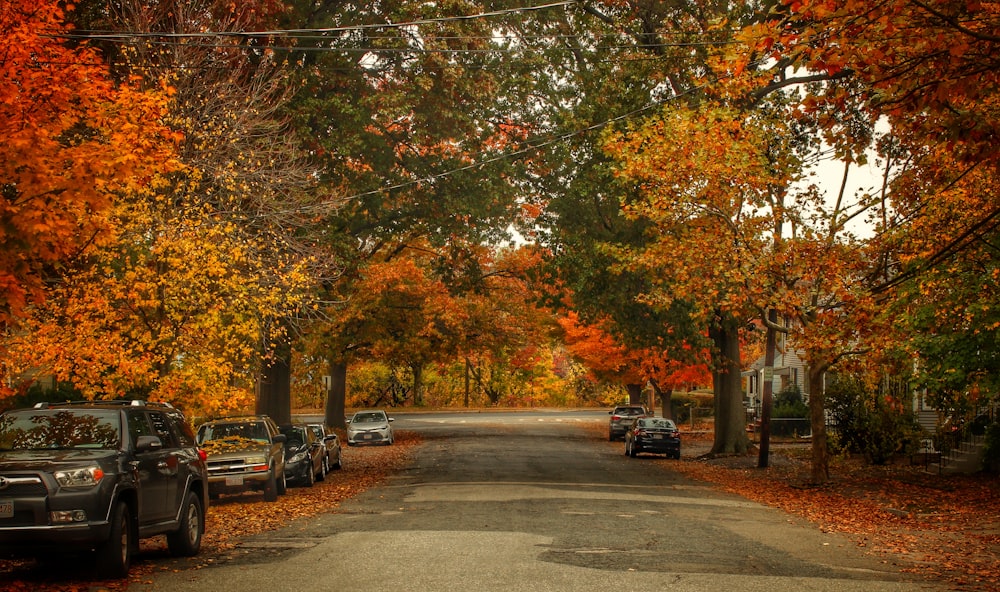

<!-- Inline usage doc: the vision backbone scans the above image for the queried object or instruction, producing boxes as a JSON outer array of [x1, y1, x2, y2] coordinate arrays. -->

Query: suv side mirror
[[135, 435, 163, 452], [273, 434, 286, 444]]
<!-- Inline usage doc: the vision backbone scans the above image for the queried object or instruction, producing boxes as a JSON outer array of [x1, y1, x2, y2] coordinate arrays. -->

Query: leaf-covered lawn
[[0, 431, 422, 592], [666, 429, 1000, 591]]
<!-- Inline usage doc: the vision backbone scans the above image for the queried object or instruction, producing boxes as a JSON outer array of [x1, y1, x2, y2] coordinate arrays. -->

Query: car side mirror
[[388, 417, 395, 422], [273, 434, 287, 444], [135, 435, 163, 452]]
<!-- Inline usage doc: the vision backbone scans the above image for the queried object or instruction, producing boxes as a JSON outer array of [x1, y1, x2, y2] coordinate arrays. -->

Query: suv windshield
[[197, 421, 269, 445], [0, 409, 122, 451]]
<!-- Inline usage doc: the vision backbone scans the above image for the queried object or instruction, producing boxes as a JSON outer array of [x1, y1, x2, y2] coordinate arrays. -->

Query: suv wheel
[[96, 501, 133, 578], [264, 468, 279, 502], [167, 491, 203, 556]]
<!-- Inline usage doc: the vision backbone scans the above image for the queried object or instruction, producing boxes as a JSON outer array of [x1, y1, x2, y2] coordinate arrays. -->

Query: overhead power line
[[57, 1, 581, 41]]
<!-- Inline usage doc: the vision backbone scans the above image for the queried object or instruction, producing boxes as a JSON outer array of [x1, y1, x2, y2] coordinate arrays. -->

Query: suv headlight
[[289, 452, 307, 463], [55, 466, 105, 488]]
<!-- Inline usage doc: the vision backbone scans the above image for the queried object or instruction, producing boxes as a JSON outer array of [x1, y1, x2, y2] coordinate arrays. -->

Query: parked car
[[608, 405, 648, 441], [346, 410, 394, 446], [307, 422, 343, 471], [280, 424, 325, 486], [0, 399, 209, 578], [624, 416, 681, 459], [196, 415, 287, 502]]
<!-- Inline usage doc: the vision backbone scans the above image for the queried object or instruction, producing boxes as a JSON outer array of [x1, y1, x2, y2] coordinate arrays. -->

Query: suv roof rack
[[33, 400, 175, 409]]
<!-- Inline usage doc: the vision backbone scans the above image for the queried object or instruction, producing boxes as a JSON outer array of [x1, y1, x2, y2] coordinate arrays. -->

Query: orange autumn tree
[[558, 311, 710, 417], [0, 0, 176, 325], [312, 242, 554, 408]]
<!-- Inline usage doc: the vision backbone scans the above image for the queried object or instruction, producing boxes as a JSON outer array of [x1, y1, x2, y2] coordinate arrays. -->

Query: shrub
[[826, 374, 915, 465]]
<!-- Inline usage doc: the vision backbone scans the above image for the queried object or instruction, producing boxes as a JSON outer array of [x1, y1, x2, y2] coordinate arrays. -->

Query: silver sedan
[[346, 409, 395, 446]]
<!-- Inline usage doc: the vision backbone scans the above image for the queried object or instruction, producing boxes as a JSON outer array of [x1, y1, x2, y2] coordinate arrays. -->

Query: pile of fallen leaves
[[665, 429, 1000, 591], [0, 430, 421, 592]]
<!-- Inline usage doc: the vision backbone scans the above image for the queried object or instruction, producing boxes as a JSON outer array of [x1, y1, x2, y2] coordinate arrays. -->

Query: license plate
[[653, 434, 663, 439], [225, 476, 244, 486], [0, 500, 12, 518], [363, 433, 374, 440]]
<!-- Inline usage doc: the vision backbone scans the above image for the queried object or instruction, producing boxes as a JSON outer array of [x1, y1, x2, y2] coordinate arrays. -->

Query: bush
[[773, 386, 808, 418], [984, 423, 1000, 474], [826, 375, 915, 465]]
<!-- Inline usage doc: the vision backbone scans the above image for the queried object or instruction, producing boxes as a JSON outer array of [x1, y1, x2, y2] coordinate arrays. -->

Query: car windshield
[[0, 409, 122, 451], [617, 408, 644, 416], [639, 418, 676, 430], [197, 421, 269, 445], [280, 426, 308, 447], [352, 412, 385, 423]]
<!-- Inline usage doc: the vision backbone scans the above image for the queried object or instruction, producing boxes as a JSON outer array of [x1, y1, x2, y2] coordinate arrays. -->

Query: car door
[[127, 409, 172, 523], [148, 410, 183, 519]]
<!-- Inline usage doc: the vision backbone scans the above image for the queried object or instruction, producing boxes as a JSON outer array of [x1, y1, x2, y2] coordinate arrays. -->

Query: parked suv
[[0, 400, 209, 578], [608, 405, 648, 441], [195, 416, 286, 502]]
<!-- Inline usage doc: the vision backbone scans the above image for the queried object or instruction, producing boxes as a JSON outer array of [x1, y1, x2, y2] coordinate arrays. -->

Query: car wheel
[[317, 457, 328, 482], [264, 468, 279, 502], [332, 451, 342, 470], [305, 462, 316, 487], [278, 469, 288, 495], [167, 491, 203, 557], [95, 501, 133, 578]]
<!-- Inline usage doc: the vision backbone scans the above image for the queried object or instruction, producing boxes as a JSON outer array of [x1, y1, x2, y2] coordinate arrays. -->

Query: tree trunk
[[757, 309, 778, 468], [325, 359, 347, 429], [651, 380, 673, 420], [256, 341, 292, 426], [710, 315, 750, 455], [464, 358, 471, 407], [626, 383, 643, 406], [808, 362, 830, 484], [412, 363, 424, 406]]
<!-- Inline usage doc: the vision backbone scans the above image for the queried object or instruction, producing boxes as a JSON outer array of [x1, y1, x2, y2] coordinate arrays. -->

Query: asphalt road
[[131, 410, 942, 592]]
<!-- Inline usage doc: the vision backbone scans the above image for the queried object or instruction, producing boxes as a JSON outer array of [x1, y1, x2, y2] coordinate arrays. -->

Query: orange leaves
[[0, 0, 176, 323], [673, 448, 1000, 589]]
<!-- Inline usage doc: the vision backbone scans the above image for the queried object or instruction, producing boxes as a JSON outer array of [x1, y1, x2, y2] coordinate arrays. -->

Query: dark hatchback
[[624, 417, 681, 459], [279, 424, 325, 487], [0, 400, 209, 577]]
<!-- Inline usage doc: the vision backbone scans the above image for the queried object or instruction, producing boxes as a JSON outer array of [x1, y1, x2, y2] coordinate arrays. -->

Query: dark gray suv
[[608, 405, 648, 441], [0, 400, 209, 578]]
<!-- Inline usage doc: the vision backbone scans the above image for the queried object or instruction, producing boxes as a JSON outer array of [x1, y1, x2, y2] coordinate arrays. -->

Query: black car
[[307, 423, 343, 471], [608, 405, 648, 441], [624, 416, 681, 459], [0, 400, 209, 578], [279, 424, 325, 487]]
